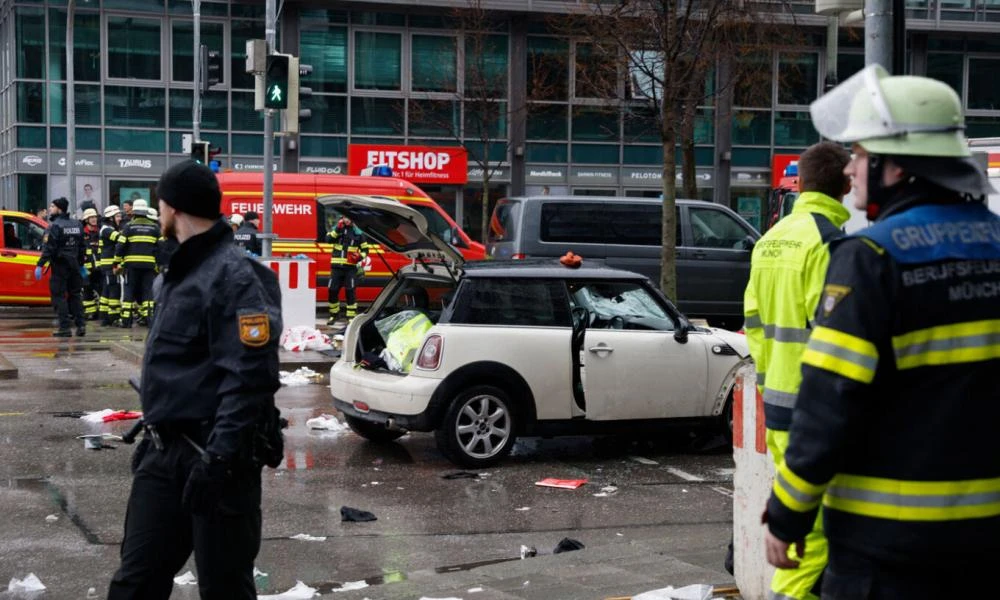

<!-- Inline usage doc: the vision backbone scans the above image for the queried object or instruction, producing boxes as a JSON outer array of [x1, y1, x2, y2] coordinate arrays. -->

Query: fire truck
[[216, 171, 485, 303]]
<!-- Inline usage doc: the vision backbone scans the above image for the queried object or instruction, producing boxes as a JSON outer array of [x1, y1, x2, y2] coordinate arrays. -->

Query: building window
[[623, 145, 662, 165], [774, 111, 819, 146], [16, 9, 46, 79], [301, 95, 347, 135], [16, 82, 45, 123], [300, 27, 348, 93], [527, 104, 568, 140], [231, 133, 278, 156], [171, 20, 225, 82], [19, 174, 48, 214], [571, 144, 619, 164], [968, 58, 1000, 110], [463, 140, 508, 163], [732, 147, 771, 167], [572, 107, 619, 142], [51, 127, 102, 151], [105, 129, 166, 153], [48, 83, 102, 126], [734, 53, 773, 109], [231, 92, 265, 131], [354, 32, 401, 91], [350, 97, 404, 136], [527, 37, 569, 101], [778, 52, 819, 106], [169, 89, 228, 130], [408, 99, 459, 137], [300, 136, 348, 158], [731, 111, 771, 146], [967, 116, 1000, 137], [17, 127, 47, 148], [837, 53, 865, 83], [48, 11, 102, 82], [168, 1, 228, 17], [231, 20, 265, 90], [525, 142, 568, 163], [412, 35, 457, 93], [926, 53, 963, 96], [465, 35, 508, 98], [464, 100, 507, 140], [108, 17, 162, 80], [624, 106, 661, 144], [575, 43, 618, 99], [104, 0, 166, 11], [105, 86, 166, 128]]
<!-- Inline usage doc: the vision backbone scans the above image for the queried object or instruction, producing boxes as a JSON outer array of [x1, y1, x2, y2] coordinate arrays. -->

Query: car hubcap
[[455, 394, 510, 459]]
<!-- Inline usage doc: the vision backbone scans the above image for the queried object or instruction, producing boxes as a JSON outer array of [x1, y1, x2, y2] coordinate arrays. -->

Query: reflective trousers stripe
[[892, 319, 1000, 369], [763, 388, 797, 409], [802, 326, 878, 383], [825, 474, 1000, 521]]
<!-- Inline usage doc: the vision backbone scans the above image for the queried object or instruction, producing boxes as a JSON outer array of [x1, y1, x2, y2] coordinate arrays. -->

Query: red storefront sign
[[348, 144, 468, 184]]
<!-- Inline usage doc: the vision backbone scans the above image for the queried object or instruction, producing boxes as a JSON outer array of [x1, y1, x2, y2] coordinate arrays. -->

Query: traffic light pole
[[193, 0, 201, 141], [261, 0, 276, 258]]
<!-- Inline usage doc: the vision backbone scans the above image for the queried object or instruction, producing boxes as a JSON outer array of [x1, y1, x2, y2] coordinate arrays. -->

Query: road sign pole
[[262, 0, 276, 258]]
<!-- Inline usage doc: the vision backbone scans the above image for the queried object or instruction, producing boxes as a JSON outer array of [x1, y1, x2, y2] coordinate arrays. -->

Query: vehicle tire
[[435, 384, 517, 468], [719, 391, 734, 444], [707, 317, 744, 331], [345, 415, 407, 443]]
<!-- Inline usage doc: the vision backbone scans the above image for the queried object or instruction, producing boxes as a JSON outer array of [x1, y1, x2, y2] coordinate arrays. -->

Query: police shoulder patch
[[238, 313, 270, 348], [821, 284, 852, 317]]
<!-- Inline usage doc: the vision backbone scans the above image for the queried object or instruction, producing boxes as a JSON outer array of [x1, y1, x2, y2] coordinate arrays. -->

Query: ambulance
[[216, 171, 485, 303]]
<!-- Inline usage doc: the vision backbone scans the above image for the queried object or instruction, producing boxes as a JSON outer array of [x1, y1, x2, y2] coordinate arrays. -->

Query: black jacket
[[141, 220, 281, 460], [767, 199, 1000, 566], [37, 214, 85, 268], [234, 222, 262, 256], [115, 216, 160, 270]]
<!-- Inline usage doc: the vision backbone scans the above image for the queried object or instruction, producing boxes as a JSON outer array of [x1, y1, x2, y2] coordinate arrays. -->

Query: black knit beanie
[[156, 160, 221, 219], [52, 197, 69, 213]]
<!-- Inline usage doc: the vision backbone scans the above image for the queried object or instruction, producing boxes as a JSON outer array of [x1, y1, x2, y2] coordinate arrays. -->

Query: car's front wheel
[[435, 385, 516, 468], [345, 415, 407, 443]]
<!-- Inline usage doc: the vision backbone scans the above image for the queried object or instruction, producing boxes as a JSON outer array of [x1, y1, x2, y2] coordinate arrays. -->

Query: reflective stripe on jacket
[[115, 217, 160, 268], [743, 191, 849, 430]]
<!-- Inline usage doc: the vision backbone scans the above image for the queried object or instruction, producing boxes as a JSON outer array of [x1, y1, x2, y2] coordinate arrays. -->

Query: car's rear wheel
[[435, 385, 516, 468], [345, 415, 407, 443]]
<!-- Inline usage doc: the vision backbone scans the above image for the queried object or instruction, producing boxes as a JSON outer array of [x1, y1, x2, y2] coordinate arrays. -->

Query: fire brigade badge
[[821, 284, 852, 317], [238, 313, 270, 348]]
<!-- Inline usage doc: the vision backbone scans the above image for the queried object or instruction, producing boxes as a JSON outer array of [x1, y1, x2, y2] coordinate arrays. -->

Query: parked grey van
[[487, 196, 759, 330]]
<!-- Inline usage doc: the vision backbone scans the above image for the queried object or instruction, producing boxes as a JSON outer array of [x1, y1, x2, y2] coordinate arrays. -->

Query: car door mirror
[[741, 235, 756, 251], [450, 227, 467, 249], [673, 315, 691, 344]]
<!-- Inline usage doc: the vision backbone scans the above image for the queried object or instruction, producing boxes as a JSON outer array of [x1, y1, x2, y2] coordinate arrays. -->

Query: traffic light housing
[[264, 54, 289, 109], [200, 47, 223, 94], [190, 141, 211, 164], [285, 57, 313, 134]]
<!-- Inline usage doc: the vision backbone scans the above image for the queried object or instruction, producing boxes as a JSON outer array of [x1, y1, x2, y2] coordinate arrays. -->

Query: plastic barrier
[[262, 257, 316, 333], [732, 362, 774, 600]]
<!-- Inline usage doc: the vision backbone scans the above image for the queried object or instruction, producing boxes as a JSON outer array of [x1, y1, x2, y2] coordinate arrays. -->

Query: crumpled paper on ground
[[290, 533, 327, 542], [306, 414, 349, 432], [7, 573, 46, 593], [80, 409, 114, 423], [257, 581, 320, 599], [332, 580, 368, 592], [173, 571, 197, 585], [280, 367, 323, 387], [633, 584, 713, 600], [280, 326, 333, 352]]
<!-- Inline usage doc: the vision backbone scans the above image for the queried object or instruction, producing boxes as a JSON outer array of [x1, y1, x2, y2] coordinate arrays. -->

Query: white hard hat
[[147, 208, 158, 220], [230, 214, 244, 226], [132, 198, 149, 215], [82, 208, 99, 220], [104, 205, 121, 218]]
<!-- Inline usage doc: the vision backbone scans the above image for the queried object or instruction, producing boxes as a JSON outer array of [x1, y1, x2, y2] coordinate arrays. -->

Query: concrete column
[[713, 55, 733, 207]]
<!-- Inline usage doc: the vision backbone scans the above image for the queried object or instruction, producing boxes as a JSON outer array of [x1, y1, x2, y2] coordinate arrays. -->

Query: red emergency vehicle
[[0, 210, 51, 305], [767, 154, 800, 231], [216, 172, 485, 303]]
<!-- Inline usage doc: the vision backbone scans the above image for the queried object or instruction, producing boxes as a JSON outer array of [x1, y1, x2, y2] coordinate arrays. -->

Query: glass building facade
[[2, 0, 1000, 240]]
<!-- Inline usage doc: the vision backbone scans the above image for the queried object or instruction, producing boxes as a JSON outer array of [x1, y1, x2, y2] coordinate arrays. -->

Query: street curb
[[0, 353, 18, 379]]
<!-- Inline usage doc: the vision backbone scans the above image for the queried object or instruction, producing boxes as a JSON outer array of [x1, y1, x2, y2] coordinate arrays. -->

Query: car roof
[[460, 258, 647, 280], [500, 195, 708, 206]]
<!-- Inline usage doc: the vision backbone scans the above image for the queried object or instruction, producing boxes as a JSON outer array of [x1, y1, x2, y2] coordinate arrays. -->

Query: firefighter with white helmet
[[81, 208, 101, 320], [97, 205, 123, 325], [114, 198, 159, 327], [764, 65, 1000, 597]]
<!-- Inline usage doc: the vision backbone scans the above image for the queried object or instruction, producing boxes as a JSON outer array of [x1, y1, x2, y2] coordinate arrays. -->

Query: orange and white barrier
[[263, 257, 317, 333], [732, 362, 774, 600]]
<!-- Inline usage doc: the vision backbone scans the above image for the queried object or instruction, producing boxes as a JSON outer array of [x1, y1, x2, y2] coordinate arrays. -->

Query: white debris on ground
[[593, 485, 619, 498], [7, 573, 46, 593], [290, 533, 327, 542], [173, 571, 197, 585], [254, 567, 269, 577], [281, 327, 333, 352], [305, 414, 349, 432], [633, 584, 713, 600], [257, 581, 320, 599], [280, 367, 323, 387], [80, 409, 115, 423], [332, 580, 369, 592], [44, 514, 58, 523]]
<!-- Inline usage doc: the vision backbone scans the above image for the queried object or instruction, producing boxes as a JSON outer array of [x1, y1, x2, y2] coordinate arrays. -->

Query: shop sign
[[18, 153, 46, 171], [525, 166, 566, 184], [569, 167, 619, 185], [105, 154, 166, 175], [301, 161, 347, 175], [230, 158, 279, 172], [348, 144, 468, 184], [467, 165, 510, 182]]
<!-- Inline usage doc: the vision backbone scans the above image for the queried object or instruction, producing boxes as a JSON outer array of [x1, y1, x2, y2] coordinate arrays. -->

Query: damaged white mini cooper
[[324, 195, 751, 467]]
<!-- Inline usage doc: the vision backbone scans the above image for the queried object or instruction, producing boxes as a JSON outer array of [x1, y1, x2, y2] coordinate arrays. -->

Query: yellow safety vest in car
[[385, 312, 433, 373], [743, 191, 850, 430]]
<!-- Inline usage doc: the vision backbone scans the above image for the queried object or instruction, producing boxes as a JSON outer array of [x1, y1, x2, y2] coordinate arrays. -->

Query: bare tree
[[561, 1, 794, 300]]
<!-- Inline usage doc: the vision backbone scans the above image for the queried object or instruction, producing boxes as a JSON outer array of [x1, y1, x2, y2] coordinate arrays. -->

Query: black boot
[[119, 318, 132, 329], [75, 327, 86, 337]]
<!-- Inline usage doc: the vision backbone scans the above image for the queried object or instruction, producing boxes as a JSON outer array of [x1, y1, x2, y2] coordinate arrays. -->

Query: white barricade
[[732, 362, 774, 600], [261, 257, 316, 333]]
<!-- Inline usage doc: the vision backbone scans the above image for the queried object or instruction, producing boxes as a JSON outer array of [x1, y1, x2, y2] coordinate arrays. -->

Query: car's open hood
[[316, 194, 463, 267]]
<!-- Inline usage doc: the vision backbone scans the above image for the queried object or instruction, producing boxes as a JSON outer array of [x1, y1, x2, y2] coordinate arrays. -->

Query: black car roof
[[461, 258, 646, 280]]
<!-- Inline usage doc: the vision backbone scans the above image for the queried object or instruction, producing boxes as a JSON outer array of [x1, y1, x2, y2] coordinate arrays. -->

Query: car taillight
[[416, 334, 443, 370], [512, 253, 526, 260]]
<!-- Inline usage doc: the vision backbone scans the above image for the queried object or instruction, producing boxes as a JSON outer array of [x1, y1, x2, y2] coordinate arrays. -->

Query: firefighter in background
[[764, 65, 1000, 597], [81, 208, 101, 320], [114, 199, 159, 328], [97, 205, 123, 326], [326, 215, 368, 324], [744, 142, 852, 600]]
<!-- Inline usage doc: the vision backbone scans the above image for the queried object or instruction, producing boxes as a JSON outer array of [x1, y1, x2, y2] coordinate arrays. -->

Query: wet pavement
[[0, 307, 736, 599]]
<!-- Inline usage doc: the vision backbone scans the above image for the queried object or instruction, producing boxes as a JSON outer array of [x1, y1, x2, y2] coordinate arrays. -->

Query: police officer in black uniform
[[233, 210, 262, 256], [35, 197, 87, 337], [108, 160, 281, 600]]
